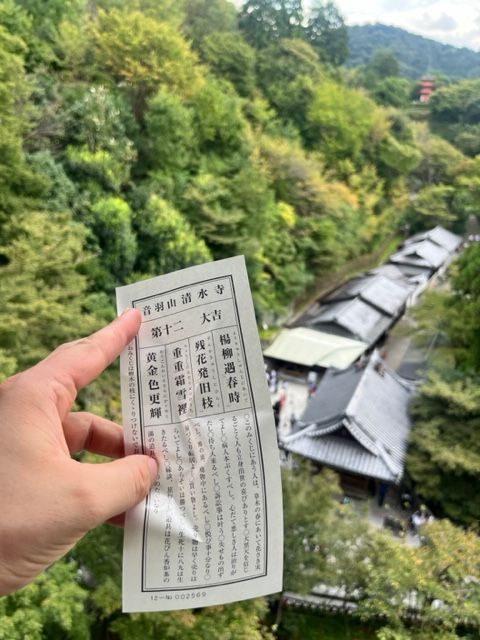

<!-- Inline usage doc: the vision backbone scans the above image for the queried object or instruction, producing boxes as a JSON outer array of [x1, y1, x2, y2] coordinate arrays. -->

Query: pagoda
[[419, 76, 434, 103]]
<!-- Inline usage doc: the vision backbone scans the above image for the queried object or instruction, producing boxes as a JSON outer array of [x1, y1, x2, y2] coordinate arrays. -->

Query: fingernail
[[121, 307, 133, 316], [147, 456, 159, 482]]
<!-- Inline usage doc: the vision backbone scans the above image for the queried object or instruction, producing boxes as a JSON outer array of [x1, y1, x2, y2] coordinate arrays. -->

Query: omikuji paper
[[117, 256, 283, 612]]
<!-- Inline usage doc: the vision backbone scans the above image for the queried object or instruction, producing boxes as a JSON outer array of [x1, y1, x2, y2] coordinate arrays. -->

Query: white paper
[[116, 256, 283, 612]]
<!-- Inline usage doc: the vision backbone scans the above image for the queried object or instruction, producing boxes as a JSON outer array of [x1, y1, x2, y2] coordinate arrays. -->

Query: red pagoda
[[419, 76, 434, 103]]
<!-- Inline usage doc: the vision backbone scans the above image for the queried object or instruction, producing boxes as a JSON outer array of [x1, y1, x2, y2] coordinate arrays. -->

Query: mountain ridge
[[347, 23, 480, 79]]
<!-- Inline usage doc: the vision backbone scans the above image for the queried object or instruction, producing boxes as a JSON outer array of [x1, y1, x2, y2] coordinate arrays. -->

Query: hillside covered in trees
[[1, 0, 480, 638], [348, 23, 480, 79]]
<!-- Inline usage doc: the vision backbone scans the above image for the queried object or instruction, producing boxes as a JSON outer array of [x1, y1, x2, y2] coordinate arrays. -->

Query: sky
[[333, 0, 480, 51]]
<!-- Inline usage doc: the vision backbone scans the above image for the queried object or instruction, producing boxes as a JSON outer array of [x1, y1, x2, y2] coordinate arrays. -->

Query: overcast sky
[[333, 0, 480, 51]]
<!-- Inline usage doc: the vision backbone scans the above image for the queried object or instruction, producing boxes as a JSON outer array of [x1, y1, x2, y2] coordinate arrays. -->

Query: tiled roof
[[283, 354, 416, 483], [323, 274, 411, 317], [390, 239, 449, 269], [405, 226, 462, 253], [304, 298, 393, 344]]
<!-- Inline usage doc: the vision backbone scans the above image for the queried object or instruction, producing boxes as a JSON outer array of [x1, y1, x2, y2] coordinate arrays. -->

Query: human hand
[[0, 308, 158, 596]]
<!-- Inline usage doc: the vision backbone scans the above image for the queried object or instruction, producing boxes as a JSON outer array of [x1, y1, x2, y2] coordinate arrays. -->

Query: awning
[[263, 327, 368, 370]]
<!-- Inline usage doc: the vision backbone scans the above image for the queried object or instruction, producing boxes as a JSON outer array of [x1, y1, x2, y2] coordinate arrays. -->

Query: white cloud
[[334, 0, 480, 51], [381, 0, 433, 10], [412, 12, 457, 32]]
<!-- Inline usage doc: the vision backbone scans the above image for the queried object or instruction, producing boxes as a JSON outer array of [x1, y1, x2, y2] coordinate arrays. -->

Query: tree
[[306, 80, 378, 164], [255, 38, 323, 129], [410, 124, 467, 188], [93, 9, 201, 118], [87, 196, 138, 288], [306, 1, 348, 66], [190, 76, 249, 155], [140, 88, 197, 175], [182, 0, 238, 48], [239, 0, 303, 49], [372, 77, 412, 108], [429, 79, 480, 156], [111, 599, 274, 639], [367, 48, 400, 78], [0, 25, 44, 223], [0, 210, 97, 376], [0, 561, 90, 639], [134, 194, 211, 276], [406, 184, 455, 231], [200, 32, 256, 97], [407, 372, 480, 525], [5, 0, 84, 67], [407, 244, 480, 524]]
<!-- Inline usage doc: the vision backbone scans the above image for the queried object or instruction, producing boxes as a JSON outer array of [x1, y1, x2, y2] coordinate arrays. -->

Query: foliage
[[200, 31, 256, 96], [0, 210, 97, 374], [133, 194, 212, 275], [93, 9, 201, 117], [111, 599, 274, 639], [0, 561, 90, 640], [407, 245, 480, 524], [182, 0, 238, 48], [305, 1, 348, 66], [429, 79, 480, 156], [141, 88, 196, 175], [307, 80, 378, 163], [407, 372, 480, 524], [240, 0, 303, 48]]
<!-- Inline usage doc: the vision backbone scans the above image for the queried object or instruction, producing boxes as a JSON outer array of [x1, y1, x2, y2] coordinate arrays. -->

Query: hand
[[0, 308, 158, 595]]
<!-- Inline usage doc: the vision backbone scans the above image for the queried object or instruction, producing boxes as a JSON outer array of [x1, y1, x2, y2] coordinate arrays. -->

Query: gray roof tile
[[324, 274, 411, 316], [405, 226, 462, 253], [284, 354, 416, 483]]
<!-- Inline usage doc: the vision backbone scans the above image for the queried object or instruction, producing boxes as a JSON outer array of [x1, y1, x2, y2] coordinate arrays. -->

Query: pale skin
[[0, 308, 158, 596]]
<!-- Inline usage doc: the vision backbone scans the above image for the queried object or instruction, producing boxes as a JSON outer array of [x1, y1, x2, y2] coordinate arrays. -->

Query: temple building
[[281, 352, 416, 496], [419, 76, 434, 103]]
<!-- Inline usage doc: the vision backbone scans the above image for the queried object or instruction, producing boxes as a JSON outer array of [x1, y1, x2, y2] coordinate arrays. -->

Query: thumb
[[79, 455, 158, 527]]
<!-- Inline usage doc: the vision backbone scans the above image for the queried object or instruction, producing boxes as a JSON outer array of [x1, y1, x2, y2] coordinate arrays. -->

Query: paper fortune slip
[[116, 256, 283, 612]]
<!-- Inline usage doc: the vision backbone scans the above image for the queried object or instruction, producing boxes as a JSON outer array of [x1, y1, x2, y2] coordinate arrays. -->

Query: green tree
[[200, 32, 256, 97], [182, 0, 238, 48], [0, 561, 90, 640], [190, 76, 249, 155], [87, 196, 138, 288], [406, 184, 455, 231], [134, 194, 211, 276], [407, 372, 480, 524], [372, 76, 412, 108], [111, 599, 274, 639], [306, 80, 378, 164], [0, 25, 44, 223], [27, 150, 76, 212], [0, 210, 97, 375], [367, 48, 400, 78], [255, 38, 323, 133], [429, 79, 480, 156], [240, 0, 304, 48], [93, 9, 201, 117], [410, 124, 467, 188], [140, 88, 197, 178], [306, 1, 348, 66]]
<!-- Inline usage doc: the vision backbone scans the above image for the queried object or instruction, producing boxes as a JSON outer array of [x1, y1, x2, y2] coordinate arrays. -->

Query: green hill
[[347, 23, 480, 79]]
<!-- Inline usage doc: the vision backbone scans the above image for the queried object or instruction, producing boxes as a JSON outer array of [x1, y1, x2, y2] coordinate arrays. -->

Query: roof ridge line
[[376, 440, 402, 478], [345, 360, 370, 417], [344, 415, 378, 456]]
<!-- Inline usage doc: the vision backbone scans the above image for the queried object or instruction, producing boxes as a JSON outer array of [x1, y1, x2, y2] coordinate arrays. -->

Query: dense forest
[[0, 0, 479, 638], [348, 23, 480, 80]]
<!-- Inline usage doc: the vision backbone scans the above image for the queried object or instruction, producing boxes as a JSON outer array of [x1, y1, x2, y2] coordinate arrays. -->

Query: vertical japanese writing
[[132, 276, 267, 593]]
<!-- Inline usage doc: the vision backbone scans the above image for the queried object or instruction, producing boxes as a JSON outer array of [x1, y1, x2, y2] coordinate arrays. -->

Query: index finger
[[39, 308, 141, 398]]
